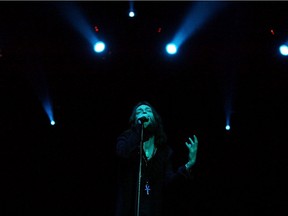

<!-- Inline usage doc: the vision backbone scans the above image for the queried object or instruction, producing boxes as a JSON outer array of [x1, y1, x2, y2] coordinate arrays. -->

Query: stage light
[[279, 44, 288, 56], [129, 11, 135, 17], [129, 0, 135, 18], [42, 100, 55, 127], [225, 125, 230, 131], [94, 41, 105, 53], [165, 43, 177, 55]]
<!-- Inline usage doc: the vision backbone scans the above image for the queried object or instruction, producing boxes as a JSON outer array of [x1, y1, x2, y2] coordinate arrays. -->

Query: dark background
[[0, 1, 287, 216]]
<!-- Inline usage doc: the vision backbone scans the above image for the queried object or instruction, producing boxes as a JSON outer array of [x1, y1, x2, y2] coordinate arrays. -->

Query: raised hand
[[185, 135, 198, 169]]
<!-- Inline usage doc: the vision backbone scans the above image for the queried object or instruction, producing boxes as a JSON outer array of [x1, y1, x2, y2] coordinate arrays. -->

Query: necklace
[[142, 148, 157, 196]]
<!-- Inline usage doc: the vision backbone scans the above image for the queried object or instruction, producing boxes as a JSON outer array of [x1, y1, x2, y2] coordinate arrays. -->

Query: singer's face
[[135, 105, 154, 128]]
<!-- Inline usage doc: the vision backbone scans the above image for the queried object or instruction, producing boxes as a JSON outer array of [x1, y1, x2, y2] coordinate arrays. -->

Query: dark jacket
[[115, 125, 192, 216]]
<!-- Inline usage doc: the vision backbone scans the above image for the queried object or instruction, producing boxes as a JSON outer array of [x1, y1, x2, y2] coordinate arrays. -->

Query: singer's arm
[[116, 125, 141, 158], [164, 147, 195, 185]]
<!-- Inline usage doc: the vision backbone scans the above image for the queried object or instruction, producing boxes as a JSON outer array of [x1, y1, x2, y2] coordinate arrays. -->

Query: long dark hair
[[129, 101, 167, 147]]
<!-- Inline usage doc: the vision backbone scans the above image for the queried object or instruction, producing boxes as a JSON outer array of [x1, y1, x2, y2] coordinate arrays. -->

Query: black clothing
[[115, 125, 192, 216]]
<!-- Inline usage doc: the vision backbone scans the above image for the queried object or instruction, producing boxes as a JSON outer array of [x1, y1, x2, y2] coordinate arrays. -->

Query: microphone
[[137, 116, 149, 124]]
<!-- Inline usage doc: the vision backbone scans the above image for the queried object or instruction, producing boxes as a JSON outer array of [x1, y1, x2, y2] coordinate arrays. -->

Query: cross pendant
[[145, 182, 151, 195]]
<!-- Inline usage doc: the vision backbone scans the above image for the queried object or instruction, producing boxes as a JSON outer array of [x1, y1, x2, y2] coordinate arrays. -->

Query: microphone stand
[[136, 122, 144, 216]]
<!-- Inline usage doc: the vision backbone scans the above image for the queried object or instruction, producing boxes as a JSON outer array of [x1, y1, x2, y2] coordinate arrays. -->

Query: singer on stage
[[115, 101, 198, 216]]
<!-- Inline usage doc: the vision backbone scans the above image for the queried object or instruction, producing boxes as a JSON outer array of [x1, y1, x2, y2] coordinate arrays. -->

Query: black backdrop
[[0, 1, 287, 216]]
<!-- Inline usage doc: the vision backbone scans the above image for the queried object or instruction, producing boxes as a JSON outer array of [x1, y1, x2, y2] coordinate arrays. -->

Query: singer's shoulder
[[119, 128, 132, 136], [118, 126, 139, 137]]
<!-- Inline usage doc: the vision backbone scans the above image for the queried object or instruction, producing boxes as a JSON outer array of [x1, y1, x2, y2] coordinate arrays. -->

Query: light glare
[[94, 41, 105, 53], [279, 44, 288, 56], [166, 43, 177, 55]]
